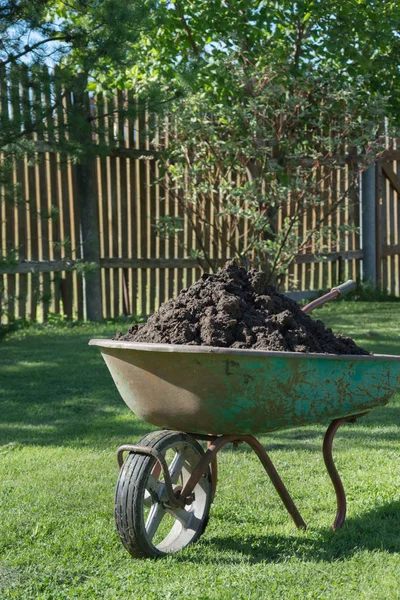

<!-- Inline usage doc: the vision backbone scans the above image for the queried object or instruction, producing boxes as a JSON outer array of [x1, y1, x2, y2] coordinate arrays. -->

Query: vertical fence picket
[[303, 180, 312, 292], [394, 146, 400, 296], [0, 65, 5, 323], [126, 91, 138, 315], [3, 67, 16, 321], [26, 75, 40, 321], [155, 116, 166, 307], [133, 100, 143, 315], [54, 68, 73, 318], [33, 68, 52, 320], [148, 111, 157, 313], [138, 107, 148, 314], [354, 163, 361, 282], [375, 162, 382, 288], [96, 94, 111, 318], [117, 90, 129, 315], [109, 96, 120, 318], [381, 163, 389, 292], [388, 161, 396, 295], [10, 64, 28, 320], [164, 117, 175, 302], [176, 177, 184, 296], [20, 65, 34, 320], [43, 67, 61, 314]]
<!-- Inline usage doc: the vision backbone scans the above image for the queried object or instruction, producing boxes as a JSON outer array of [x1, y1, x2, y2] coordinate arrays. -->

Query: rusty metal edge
[[116, 443, 182, 508], [88, 339, 400, 362]]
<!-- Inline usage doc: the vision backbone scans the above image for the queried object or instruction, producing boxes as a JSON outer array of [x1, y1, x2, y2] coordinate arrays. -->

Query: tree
[[153, 57, 390, 285], [131, 2, 398, 284], [127, 1, 400, 121], [0, 0, 158, 322]]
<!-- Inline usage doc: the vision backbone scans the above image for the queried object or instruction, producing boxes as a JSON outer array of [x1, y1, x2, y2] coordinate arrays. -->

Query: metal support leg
[[207, 440, 218, 502], [181, 435, 307, 530], [245, 435, 307, 530], [323, 412, 370, 530]]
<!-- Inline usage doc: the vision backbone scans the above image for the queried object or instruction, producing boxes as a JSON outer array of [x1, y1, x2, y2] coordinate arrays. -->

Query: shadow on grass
[[0, 332, 151, 449], [272, 406, 400, 447], [186, 500, 400, 565], [215, 405, 400, 454]]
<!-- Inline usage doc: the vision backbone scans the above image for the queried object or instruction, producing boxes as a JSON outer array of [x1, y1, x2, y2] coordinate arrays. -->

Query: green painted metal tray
[[89, 340, 400, 435]]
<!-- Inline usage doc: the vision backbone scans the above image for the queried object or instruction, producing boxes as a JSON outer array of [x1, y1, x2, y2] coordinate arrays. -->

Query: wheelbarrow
[[89, 281, 400, 558]]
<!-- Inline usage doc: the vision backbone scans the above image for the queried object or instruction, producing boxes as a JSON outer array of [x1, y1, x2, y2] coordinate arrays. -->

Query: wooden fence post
[[375, 160, 383, 289], [361, 163, 377, 286], [73, 79, 103, 321]]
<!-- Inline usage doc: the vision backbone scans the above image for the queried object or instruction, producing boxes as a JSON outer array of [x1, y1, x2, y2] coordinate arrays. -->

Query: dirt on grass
[[115, 261, 369, 355]]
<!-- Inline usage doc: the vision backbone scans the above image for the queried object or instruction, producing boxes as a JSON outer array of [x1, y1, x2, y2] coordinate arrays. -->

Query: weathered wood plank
[[117, 90, 130, 315], [1, 249, 365, 275], [64, 79, 84, 319], [139, 106, 148, 314], [389, 158, 396, 294], [395, 149, 400, 296], [32, 140, 159, 159], [96, 93, 111, 318], [1, 64, 16, 320], [296, 249, 364, 263], [382, 161, 400, 197], [43, 66, 61, 314], [127, 90, 138, 315], [11, 65, 28, 319], [73, 79, 102, 321], [55, 66, 73, 318], [382, 149, 400, 162], [375, 162, 383, 287]]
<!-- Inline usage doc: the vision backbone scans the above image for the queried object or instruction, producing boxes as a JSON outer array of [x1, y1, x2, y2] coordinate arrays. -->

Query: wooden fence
[[378, 148, 400, 296], [1, 66, 396, 323]]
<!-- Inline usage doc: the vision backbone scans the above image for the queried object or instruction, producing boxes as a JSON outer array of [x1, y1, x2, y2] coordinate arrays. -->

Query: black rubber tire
[[114, 430, 212, 559]]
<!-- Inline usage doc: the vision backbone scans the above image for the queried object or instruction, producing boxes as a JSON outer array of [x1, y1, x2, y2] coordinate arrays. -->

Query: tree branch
[[173, 0, 200, 56], [291, 22, 311, 71], [0, 35, 71, 66]]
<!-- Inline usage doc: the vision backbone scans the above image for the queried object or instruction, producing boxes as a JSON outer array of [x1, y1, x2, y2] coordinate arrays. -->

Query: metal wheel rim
[[141, 440, 210, 554]]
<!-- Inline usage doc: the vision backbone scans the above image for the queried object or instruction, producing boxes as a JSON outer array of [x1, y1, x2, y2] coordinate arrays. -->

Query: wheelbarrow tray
[[89, 340, 400, 435]]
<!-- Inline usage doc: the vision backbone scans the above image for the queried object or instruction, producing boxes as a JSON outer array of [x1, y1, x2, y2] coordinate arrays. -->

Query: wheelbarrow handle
[[302, 280, 356, 314], [333, 279, 357, 296]]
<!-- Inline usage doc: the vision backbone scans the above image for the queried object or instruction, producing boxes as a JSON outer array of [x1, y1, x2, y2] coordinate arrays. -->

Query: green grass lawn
[[1, 302, 400, 599]]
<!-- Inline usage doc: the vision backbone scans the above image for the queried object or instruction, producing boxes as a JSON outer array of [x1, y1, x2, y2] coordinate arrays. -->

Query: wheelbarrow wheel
[[115, 430, 212, 558]]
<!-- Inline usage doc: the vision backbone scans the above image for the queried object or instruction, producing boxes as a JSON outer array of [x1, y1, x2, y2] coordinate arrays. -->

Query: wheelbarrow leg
[[323, 412, 370, 531], [207, 440, 218, 502], [181, 435, 307, 530], [243, 436, 307, 530]]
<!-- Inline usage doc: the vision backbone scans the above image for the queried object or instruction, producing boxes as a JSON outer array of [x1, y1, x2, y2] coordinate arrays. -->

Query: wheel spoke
[[145, 503, 166, 541], [143, 490, 152, 507], [168, 450, 186, 484], [144, 474, 160, 507], [165, 507, 201, 530], [151, 461, 162, 479]]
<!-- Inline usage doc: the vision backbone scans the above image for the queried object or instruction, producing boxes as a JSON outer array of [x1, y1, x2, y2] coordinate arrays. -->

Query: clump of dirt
[[115, 261, 368, 355]]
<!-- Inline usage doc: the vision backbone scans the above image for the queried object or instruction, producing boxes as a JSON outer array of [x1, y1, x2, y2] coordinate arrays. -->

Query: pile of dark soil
[[115, 261, 368, 355]]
